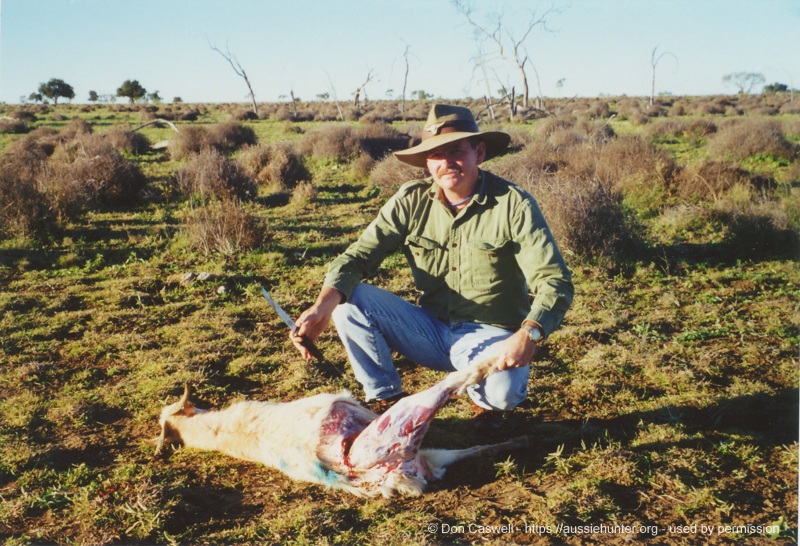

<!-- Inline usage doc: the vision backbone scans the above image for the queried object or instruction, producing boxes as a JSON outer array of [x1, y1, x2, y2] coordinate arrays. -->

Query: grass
[[0, 96, 798, 545]]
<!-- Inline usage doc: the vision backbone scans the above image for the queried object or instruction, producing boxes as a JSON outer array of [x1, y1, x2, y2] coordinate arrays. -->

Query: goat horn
[[179, 383, 191, 406]]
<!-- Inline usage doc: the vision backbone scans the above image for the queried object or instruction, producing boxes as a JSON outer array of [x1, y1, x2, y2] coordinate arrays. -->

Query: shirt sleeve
[[322, 191, 409, 302], [511, 194, 574, 337]]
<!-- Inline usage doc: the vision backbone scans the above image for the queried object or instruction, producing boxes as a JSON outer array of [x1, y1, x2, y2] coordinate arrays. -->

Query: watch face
[[525, 325, 542, 342]]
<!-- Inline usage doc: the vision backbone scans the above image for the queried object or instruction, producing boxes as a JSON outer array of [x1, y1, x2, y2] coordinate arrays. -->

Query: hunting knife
[[261, 286, 326, 363]]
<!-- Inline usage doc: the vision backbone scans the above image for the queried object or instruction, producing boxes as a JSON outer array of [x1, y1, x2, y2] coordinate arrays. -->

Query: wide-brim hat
[[393, 104, 510, 168]]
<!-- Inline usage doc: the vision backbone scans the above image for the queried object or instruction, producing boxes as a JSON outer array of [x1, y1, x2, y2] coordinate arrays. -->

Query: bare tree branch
[[325, 71, 345, 121], [208, 39, 258, 116], [353, 69, 377, 107], [454, 0, 557, 110], [401, 45, 411, 115], [650, 46, 678, 108]]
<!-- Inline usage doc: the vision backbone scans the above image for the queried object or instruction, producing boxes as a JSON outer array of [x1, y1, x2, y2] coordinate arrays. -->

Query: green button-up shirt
[[323, 170, 573, 335]]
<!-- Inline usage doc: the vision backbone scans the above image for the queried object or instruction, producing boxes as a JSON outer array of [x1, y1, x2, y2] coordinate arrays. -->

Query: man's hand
[[491, 327, 540, 371], [291, 287, 343, 360]]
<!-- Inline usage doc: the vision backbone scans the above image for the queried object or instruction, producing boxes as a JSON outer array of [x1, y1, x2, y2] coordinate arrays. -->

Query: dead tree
[[649, 46, 678, 108], [289, 89, 300, 118], [353, 69, 376, 108], [325, 72, 345, 121], [454, 0, 556, 110], [401, 46, 411, 115], [472, 47, 497, 121], [208, 40, 258, 116]]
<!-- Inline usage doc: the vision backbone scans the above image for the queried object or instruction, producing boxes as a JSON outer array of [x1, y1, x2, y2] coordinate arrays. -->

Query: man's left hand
[[492, 328, 539, 370]]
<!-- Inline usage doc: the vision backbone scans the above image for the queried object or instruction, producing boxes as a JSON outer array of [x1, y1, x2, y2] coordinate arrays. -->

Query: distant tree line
[[25, 78, 162, 105], [22, 71, 796, 107]]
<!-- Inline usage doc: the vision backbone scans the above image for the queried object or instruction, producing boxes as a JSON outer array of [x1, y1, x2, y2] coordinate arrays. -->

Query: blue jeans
[[331, 283, 529, 410]]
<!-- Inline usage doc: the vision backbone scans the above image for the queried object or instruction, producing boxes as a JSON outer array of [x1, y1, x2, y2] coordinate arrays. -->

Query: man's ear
[[476, 140, 487, 164]]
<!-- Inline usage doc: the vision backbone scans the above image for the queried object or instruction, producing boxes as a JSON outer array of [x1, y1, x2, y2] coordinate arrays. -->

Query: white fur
[[154, 358, 527, 497]]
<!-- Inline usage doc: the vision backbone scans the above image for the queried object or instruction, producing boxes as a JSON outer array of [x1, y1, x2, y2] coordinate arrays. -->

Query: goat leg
[[347, 359, 496, 470]]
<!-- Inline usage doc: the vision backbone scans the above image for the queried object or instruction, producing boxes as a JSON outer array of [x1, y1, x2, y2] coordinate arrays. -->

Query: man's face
[[425, 138, 486, 195]]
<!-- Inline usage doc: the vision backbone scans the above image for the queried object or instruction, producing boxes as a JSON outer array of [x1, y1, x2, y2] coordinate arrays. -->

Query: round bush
[[176, 148, 256, 201], [208, 121, 257, 153], [239, 142, 308, 191]]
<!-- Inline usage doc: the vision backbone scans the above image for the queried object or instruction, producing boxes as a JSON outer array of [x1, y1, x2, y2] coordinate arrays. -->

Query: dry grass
[[0, 97, 797, 545], [290, 180, 318, 206], [183, 199, 267, 256]]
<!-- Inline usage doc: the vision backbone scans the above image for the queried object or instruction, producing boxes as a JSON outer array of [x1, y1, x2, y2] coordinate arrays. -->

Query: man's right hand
[[291, 287, 343, 360]]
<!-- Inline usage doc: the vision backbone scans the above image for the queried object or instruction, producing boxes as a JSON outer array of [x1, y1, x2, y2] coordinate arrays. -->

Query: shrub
[[583, 100, 612, 120], [184, 199, 266, 257], [686, 119, 717, 139], [298, 125, 360, 161], [708, 119, 795, 161], [169, 125, 213, 159], [239, 142, 308, 191], [491, 145, 643, 263], [356, 123, 411, 159], [351, 152, 375, 180], [675, 160, 750, 201], [39, 135, 148, 216], [169, 122, 258, 160], [9, 110, 37, 122], [368, 155, 426, 194], [528, 176, 642, 263], [58, 117, 93, 142], [713, 199, 799, 261], [2, 128, 59, 181], [231, 109, 259, 121], [548, 135, 676, 195], [668, 103, 686, 116], [290, 181, 318, 206], [0, 120, 29, 134], [779, 101, 800, 115], [176, 148, 255, 201], [178, 109, 201, 121], [781, 118, 800, 141], [207, 121, 257, 153], [534, 116, 576, 139], [489, 140, 561, 187], [0, 161, 54, 240], [548, 128, 585, 149], [644, 119, 688, 141], [102, 126, 151, 155]]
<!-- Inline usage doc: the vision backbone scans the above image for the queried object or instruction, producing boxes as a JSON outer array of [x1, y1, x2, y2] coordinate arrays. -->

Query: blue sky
[[1, 0, 798, 104]]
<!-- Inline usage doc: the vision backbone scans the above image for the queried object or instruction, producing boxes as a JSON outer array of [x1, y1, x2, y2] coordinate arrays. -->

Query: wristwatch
[[521, 322, 544, 344]]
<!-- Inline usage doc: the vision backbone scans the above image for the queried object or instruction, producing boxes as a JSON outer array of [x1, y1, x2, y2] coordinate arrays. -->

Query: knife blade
[[261, 286, 326, 363]]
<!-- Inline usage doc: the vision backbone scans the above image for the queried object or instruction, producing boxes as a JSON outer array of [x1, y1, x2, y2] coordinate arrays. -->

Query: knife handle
[[299, 335, 326, 363]]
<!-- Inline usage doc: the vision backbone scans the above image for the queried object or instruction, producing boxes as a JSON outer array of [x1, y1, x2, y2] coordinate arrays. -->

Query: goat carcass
[[154, 359, 527, 497]]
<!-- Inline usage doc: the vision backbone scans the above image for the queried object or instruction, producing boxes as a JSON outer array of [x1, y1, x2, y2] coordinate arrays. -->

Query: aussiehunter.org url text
[[427, 522, 782, 538]]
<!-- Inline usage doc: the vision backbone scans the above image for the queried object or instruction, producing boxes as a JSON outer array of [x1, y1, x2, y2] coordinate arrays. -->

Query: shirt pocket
[[405, 235, 446, 292], [468, 239, 512, 288]]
